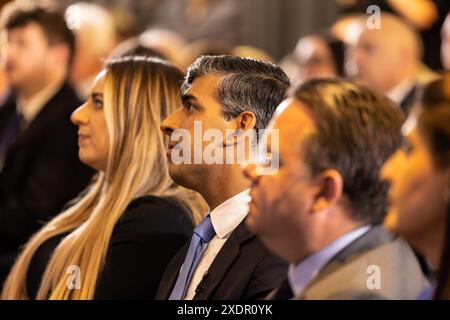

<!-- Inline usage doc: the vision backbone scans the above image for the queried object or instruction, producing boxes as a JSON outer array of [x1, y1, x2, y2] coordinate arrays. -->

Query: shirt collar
[[385, 77, 416, 105], [288, 225, 371, 296], [16, 80, 63, 123], [210, 189, 250, 239]]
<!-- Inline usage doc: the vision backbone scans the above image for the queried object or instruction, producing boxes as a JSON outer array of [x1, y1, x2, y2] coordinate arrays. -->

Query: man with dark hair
[[157, 55, 289, 300], [0, 1, 94, 283], [244, 78, 430, 299]]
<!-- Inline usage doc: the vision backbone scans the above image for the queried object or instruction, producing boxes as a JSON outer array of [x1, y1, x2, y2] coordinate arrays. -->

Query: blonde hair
[[2, 56, 206, 299]]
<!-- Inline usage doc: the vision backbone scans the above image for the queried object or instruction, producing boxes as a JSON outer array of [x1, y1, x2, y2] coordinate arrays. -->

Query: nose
[[71, 102, 89, 126], [380, 150, 403, 183], [160, 111, 178, 137], [242, 163, 260, 184]]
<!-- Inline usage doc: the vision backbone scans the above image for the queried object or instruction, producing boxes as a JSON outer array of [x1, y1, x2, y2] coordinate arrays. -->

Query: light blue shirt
[[417, 284, 435, 300], [288, 225, 372, 296]]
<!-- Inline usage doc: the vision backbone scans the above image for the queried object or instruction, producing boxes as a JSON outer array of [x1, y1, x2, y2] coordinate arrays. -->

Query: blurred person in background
[[2, 56, 206, 300], [231, 45, 275, 64], [0, 1, 93, 286], [65, 2, 118, 98], [348, 13, 430, 114], [288, 32, 345, 85], [108, 36, 168, 61], [381, 72, 450, 299], [177, 39, 232, 71], [136, 28, 187, 68], [336, 0, 450, 71]]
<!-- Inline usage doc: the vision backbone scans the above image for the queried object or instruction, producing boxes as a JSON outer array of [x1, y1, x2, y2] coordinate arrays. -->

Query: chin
[[383, 207, 400, 234], [168, 163, 193, 189], [245, 211, 264, 235], [78, 154, 100, 171]]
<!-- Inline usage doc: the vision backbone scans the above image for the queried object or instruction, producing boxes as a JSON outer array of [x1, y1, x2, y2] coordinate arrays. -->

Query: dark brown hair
[[0, 1, 75, 64], [418, 72, 450, 300]]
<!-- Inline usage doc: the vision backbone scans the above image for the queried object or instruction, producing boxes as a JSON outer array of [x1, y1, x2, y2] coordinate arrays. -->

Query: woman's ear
[[224, 111, 256, 146], [311, 169, 344, 213]]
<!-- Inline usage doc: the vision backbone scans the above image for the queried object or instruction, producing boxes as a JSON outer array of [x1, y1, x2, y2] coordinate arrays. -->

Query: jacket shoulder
[[301, 237, 429, 300]]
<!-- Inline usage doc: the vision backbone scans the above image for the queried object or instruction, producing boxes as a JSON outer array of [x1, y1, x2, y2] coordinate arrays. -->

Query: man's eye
[[184, 102, 194, 110], [258, 152, 273, 167]]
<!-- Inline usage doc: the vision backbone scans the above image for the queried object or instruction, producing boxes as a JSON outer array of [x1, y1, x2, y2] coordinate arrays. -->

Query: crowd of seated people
[[0, 0, 449, 300]]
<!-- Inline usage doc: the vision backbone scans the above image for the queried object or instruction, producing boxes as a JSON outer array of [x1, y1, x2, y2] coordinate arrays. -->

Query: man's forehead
[[260, 98, 316, 154], [185, 74, 222, 97], [273, 99, 316, 131]]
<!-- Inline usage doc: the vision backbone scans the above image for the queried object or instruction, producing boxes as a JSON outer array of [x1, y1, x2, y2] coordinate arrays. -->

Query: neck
[[293, 213, 363, 264], [198, 164, 250, 210], [411, 223, 445, 271], [19, 67, 66, 100]]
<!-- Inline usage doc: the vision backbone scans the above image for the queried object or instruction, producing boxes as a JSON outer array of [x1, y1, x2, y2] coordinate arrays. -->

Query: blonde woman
[[2, 56, 205, 299]]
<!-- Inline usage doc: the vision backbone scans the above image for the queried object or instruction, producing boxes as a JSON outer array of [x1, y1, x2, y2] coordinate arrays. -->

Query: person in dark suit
[[381, 73, 450, 299], [0, 2, 94, 284], [243, 78, 429, 300], [1, 56, 206, 299], [157, 55, 290, 300]]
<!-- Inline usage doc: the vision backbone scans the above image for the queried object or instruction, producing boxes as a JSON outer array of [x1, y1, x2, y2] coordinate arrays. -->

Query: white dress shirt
[[184, 188, 250, 300], [385, 77, 416, 106]]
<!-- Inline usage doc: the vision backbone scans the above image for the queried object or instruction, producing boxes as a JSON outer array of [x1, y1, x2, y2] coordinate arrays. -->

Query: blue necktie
[[169, 215, 216, 300]]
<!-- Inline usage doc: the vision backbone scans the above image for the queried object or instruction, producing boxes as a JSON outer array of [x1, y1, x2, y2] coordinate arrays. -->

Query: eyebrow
[[181, 93, 204, 109], [91, 92, 103, 100]]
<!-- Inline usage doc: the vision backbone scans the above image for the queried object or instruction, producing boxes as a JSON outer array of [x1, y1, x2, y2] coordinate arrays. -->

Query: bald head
[[349, 13, 422, 93]]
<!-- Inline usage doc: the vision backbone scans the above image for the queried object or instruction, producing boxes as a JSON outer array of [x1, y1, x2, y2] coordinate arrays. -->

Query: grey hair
[[182, 55, 290, 131]]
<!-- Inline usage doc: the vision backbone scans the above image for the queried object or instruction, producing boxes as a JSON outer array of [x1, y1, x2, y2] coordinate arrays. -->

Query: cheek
[[97, 121, 110, 157], [86, 114, 109, 163], [249, 173, 299, 230], [389, 169, 445, 238]]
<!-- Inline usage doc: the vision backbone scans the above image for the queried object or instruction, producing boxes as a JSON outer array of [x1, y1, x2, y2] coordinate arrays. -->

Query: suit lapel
[[193, 220, 255, 299], [299, 226, 395, 296], [4, 84, 69, 158], [158, 242, 190, 299]]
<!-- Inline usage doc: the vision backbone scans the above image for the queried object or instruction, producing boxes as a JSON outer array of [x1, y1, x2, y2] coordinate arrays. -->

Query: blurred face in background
[[381, 115, 448, 257], [4, 22, 55, 90], [442, 14, 450, 70], [350, 28, 405, 93], [295, 36, 337, 82], [71, 71, 109, 171]]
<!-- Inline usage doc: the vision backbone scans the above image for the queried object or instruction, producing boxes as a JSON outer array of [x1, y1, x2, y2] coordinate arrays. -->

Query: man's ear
[[311, 169, 344, 213], [224, 111, 256, 146]]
